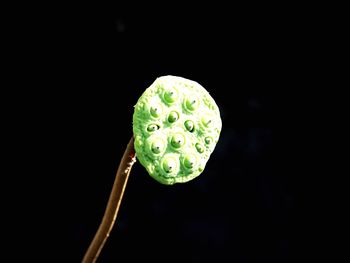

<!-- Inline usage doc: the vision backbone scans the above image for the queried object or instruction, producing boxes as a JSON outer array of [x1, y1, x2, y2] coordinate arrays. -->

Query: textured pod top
[[133, 76, 222, 185]]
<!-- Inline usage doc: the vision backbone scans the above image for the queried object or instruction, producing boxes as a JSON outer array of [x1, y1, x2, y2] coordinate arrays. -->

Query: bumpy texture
[[133, 76, 222, 185]]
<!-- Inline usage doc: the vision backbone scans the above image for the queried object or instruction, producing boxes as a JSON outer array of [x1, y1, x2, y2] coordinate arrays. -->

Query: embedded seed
[[171, 133, 185, 148], [150, 105, 162, 118], [185, 95, 199, 111], [183, 154, 197, 169], [151, 139, 164, 154], [184, 120, 195, 132], [162, 157, 177, 173], [164, 89, 178, 103], [195, 143, 205, 153], [168, 111, 179, 123], [205, 137, 213, 144], [147, 124, 159, 132]]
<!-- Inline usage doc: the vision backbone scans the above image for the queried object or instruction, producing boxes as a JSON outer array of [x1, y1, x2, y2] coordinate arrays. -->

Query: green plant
[[82, 76, 222, 263], [133, 75, 222, 184]]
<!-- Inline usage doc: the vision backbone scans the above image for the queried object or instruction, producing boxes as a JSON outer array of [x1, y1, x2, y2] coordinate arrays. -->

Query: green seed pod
[[133, 75, 222, 185]]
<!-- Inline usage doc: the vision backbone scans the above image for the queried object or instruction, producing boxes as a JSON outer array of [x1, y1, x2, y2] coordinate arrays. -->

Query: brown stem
[[82, 137, 136, 263]]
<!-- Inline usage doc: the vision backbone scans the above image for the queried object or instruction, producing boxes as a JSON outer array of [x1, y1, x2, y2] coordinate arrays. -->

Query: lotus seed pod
[[133, 75, 222, 185]]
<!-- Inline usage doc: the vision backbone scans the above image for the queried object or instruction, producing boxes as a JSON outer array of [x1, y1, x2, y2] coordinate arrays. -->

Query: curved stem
[[82, 137, 136, 263]]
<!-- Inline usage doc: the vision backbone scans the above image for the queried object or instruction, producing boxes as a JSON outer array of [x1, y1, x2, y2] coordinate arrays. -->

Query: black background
[[21, 5, 306, 263]]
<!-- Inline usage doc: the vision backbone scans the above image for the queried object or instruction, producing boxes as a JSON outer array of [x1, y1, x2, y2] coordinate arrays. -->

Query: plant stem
[[82, 137, 136, 263]]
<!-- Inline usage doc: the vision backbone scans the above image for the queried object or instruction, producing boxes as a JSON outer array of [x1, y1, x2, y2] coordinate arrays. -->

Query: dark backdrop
[[33, 6, 302, 263]]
